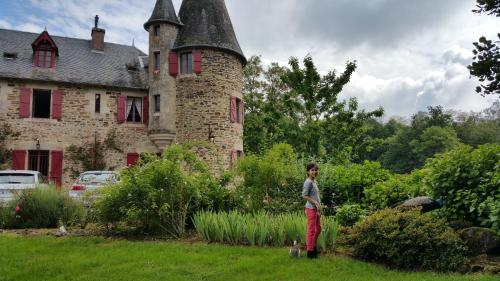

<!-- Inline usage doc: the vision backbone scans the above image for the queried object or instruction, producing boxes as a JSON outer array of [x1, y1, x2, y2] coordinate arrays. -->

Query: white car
[[69, 171, 119, 202], [0, 170, 46, 203]]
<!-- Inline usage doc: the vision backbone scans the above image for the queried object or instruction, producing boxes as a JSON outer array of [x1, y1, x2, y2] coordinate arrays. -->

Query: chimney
[[91, 15, 105, 51]]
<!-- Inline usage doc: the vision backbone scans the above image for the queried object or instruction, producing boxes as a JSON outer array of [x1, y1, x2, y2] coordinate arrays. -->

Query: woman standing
[[302, 163, 321, 259]]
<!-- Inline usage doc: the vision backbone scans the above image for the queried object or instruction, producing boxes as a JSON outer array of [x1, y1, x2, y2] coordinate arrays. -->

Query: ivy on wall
[[66, 129, 123, 178]]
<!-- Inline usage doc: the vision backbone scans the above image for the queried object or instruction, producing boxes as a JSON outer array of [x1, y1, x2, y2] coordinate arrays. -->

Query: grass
[[0, 235, 497, 281]]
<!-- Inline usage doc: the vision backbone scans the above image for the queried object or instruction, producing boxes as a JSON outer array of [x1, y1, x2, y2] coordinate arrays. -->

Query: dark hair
[[306, 163, 318, 172]]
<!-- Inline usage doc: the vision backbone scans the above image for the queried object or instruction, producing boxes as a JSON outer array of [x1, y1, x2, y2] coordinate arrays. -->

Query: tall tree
[[468, 0, 500, 96]]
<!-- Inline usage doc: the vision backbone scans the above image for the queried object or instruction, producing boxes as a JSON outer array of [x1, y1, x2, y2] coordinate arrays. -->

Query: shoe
[[307, 251, 316, 259], [313, 247, 320, 258]]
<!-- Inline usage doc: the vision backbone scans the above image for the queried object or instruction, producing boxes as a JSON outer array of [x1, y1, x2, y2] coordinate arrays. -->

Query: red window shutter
[[230, 96, 237, 123], [12, 150, 27, 170], [51, 90, 63, 120], [34, 50, 39, 67], [169, 51, 178, 76], [50, 151, 63, 188], [193, 50, 202, 74], [20, 88, 31, 118], [127, 153, 139, 167], [117, 95, 126, 124], [50, 50, 56, 68], [142, 96, 149, 125]]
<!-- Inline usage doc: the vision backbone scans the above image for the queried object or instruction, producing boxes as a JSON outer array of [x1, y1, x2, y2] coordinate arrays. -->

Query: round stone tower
[[144, 0, 182, 149], [172, 0, 246, 170]]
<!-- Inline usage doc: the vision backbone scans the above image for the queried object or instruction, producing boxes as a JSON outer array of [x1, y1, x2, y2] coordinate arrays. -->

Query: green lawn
[[0, 235, 496, 281]]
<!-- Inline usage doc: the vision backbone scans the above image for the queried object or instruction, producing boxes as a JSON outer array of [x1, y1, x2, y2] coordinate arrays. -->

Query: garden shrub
[[93, 145, 222, 237], [236, 143, 304, 213], [318, 161, 391, 214], [424, 144, 500, 232], [350, 208, 467, 271], [335, 204, 367, 226], [363, 174, 429, 210], [1, 187, 85, 228]]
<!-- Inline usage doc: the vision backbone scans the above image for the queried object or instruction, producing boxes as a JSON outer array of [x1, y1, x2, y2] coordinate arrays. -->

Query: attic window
[[35, 41, 54, 68], [3, 52, 18, 59]]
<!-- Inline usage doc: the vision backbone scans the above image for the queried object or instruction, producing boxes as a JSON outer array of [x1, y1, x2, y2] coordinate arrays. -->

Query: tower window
[[180, 52, 192, 74], [154, 95, 160, 113], [32, 89, 51, 118], [126, 97, 142, 123], [154, 25, 160, 36], [95, 94, 101, 113], [154, 52, 160, 71]]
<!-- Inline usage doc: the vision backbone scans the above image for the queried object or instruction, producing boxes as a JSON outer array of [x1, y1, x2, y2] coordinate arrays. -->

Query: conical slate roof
[[144, 0, 182, 30], [173, 0, 246, 64]]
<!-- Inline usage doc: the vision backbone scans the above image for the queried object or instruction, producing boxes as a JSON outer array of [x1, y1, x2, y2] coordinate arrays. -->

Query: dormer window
[[31, 30, 59, 69], [36, 42, 53, 68]]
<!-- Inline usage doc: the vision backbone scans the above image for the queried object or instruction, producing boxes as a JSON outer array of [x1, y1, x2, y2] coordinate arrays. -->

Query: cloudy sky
[[0, 0, 498, 120]]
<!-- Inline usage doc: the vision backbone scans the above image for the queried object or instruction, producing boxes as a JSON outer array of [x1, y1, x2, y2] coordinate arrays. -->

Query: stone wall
[[176, 49, 244, 171], [0, 79, 157, 187]]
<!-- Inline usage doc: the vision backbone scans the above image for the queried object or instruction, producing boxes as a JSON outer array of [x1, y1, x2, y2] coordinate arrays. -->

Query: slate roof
[[0, 29, 149, 90], [144, 0, 182, 30], [173, 0, 246, 65]]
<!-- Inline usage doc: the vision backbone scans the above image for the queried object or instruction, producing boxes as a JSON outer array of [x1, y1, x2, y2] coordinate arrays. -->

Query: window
[[126, 97, 142, 123], [36, 42, 53, 68], [154, 25, 160, 36], [33, 89, 51, 118], [154, 95, 160, 113], [28, 150, 49, 177], [180, 52, 192, 74], [154, 52, 160, 71], [95, 94, 101, 113]]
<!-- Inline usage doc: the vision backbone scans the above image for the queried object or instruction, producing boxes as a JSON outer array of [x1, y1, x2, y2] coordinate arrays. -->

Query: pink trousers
[[305, 208, 322, 251]]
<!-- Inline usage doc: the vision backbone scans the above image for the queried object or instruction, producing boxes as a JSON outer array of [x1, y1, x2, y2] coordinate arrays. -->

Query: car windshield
[[77, 173, 117, 184], [0, 173, 36, 184]]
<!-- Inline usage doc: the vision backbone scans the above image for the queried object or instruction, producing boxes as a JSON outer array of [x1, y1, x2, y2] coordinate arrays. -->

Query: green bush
[[424, 144, 500, 231], [93, 145, 223, 237], [350, 208, 467, 271], [335, 204, 367, 226], [318, 161, 391, 214], [236, 143, 304, 213], [363, 174, 429, 210], [193, 211, 338, 251], [1, 187, 85, 229]]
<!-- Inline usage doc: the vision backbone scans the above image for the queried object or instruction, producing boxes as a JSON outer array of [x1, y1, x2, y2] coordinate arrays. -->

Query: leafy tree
[[243, 55, 383, 162], [410, 126, 461, 165], [453, 103, 500, 146], [468, 0, 500, 96]]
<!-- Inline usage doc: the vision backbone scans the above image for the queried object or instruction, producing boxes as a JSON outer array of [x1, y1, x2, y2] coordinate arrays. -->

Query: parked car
[[69, 171, 119, 203], [0, 170, 47, 203]]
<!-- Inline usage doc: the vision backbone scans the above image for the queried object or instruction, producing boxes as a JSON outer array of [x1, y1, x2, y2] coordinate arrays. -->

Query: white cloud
[[2, 0, 498, 119]]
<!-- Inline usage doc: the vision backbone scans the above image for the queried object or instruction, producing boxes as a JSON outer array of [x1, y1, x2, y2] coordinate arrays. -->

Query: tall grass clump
[[193, 211, 338, 251], [2, 187, 85, 228]]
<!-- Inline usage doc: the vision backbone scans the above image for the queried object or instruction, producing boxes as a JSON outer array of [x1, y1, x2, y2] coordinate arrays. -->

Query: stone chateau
[[0, 0, 246, 187]]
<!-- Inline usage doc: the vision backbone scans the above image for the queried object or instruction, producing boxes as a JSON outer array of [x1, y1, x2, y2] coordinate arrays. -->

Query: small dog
[[289, 240, 300, 258]]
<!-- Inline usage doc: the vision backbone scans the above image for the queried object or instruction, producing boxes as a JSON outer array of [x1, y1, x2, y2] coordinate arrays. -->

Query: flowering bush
[[93, 145, 227, 237]]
